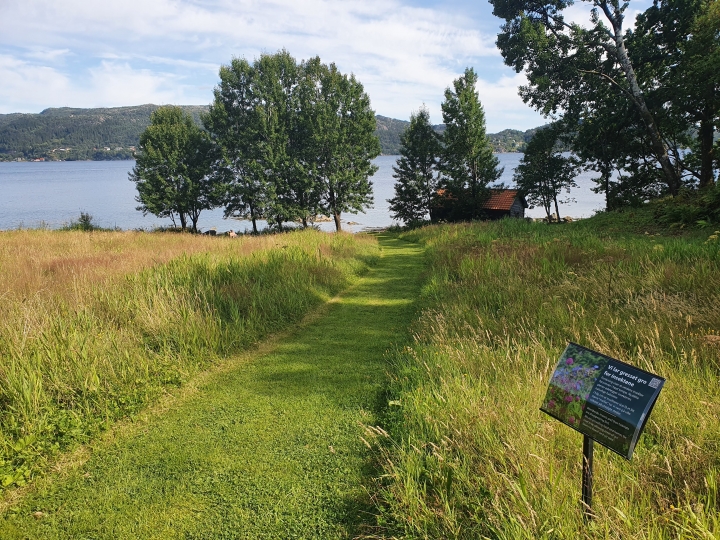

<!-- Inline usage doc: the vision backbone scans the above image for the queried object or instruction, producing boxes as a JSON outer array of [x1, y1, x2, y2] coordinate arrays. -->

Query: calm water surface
[[0, 155, 605, 232]]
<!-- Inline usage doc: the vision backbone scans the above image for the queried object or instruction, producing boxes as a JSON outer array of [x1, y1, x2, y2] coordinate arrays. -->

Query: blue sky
[[0, 0, 651, 132]]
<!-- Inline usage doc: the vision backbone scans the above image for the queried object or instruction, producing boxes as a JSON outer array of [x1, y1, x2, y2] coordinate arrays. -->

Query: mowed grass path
[[0, 235, 424, 539]]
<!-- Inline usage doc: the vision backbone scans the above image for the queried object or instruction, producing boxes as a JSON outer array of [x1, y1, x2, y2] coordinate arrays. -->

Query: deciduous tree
[[130, 106, 218, 232], [514, 124, 579, 221], [491, 0, 684, 194], [312, 63, 381, 232]]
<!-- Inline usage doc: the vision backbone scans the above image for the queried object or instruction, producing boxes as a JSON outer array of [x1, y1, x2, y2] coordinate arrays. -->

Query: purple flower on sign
[[568, 416, 575, 424], [548, 400, 556, 409], [566, 358, 574, 365], [565, 395, 573, 403]]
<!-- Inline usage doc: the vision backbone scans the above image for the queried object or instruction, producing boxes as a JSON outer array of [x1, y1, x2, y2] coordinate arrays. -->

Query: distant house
[[430, 188, 527, 222], [481, 189, 528, 219]]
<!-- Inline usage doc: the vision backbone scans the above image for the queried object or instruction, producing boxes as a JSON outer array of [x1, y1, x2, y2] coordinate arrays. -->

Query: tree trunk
[[600, 162, 613, 211], [333, 212, 342, 232], [600, 0, 681, 195], [699, 114, 715, 189], [249, 203, 258, 234], [553, 194, 561, 222], [179, 213, 187, 231]]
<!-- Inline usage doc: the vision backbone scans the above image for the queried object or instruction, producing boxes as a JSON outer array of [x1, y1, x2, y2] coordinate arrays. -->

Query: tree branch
[[577, 69, 636, 102]]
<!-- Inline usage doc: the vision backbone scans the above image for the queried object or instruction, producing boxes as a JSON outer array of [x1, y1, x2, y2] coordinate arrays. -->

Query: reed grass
[[370, 219, 720, 539], [0, 229, 378, 491]]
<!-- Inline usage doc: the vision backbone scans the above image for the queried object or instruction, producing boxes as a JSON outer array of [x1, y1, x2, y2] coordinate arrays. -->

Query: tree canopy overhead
[[491, 0, 719, 199]]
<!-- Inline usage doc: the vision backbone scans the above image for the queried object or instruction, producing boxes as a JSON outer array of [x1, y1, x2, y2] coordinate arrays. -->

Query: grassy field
[[0, 229, 378, 492], [369, 218, 720, 539], [2, 216, 719, 538], [0, 234, 424, 539]]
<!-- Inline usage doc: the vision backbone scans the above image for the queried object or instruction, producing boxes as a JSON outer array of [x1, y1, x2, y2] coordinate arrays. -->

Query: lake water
[[0, 154, 606, 232]]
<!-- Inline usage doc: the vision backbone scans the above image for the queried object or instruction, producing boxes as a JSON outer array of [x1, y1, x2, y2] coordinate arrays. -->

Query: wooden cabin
[[481, 189, 528, 219], [430, 188, 528, 222]]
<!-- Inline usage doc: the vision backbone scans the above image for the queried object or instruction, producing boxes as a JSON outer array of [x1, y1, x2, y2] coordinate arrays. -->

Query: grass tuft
[[369, 218, 720, 539]]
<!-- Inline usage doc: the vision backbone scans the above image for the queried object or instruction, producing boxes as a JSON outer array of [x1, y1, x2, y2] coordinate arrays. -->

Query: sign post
[[541, 343, 665, 514], [582, 435, 593, 519]]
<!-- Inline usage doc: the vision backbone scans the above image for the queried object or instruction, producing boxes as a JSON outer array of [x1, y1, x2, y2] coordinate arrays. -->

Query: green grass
[[0, 234, 426, 539], [0, 230, 378, 492], [369, 218, 720, 539]]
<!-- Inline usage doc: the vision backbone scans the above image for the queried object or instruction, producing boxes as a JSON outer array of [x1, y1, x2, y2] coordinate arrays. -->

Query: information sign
[[540, 343, 665, 460]]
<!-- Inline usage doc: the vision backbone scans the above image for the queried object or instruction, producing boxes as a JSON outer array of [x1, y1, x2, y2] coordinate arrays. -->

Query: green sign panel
[[541, 343, 665, 460]]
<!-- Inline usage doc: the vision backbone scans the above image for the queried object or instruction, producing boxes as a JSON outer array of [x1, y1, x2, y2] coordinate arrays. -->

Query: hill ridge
[[0, 105, 540, 161]]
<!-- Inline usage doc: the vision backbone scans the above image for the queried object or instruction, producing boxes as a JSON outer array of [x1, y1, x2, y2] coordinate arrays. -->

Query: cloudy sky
[[0, 0, 651, 132]]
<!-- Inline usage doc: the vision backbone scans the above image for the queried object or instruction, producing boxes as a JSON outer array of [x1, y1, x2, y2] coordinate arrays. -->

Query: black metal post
[[582, 435, 594, 519]]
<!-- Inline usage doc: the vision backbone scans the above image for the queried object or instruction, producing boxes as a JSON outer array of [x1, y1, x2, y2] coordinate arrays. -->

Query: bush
[[652, 184, 720, 228], [63, 212, 102, 231]]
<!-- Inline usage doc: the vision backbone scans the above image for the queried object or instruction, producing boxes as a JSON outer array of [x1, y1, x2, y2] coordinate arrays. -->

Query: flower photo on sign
[[541, 343, 610, 428]]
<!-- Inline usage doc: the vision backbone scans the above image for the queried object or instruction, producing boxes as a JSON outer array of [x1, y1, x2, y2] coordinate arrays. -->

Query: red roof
[[481, 189, 524, 211]]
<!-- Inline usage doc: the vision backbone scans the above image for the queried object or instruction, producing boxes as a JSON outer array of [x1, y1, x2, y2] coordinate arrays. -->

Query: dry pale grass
[[0, 229, 300, 302]]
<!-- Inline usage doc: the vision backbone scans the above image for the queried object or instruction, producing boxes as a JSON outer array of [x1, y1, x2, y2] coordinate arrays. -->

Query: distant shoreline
[[1, 150, 525, 164]]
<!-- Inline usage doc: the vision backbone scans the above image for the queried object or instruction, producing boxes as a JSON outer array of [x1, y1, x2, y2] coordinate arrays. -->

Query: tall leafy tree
[[251, 51, 303, 230], [490, 0, 685, 194], [388, 106, 441, 225], [566, 84, 666, 209], [312, 63, 381, 232], [204, 58, 271, 234], [130, 106, 218, 232], [439, 68, 502, 220], [206, 52, 378, 233], [282, 56, 326, 228], [514, 124, 579, 220], [633, 0, 720, 188]]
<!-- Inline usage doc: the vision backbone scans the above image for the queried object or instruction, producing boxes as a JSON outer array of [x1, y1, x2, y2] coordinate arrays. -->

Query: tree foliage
[[130, 106, 218, 232], [205, 51, 380, 233], [439, 68, 502, 220], [388, 107, 441, 225], [514, 124, 579, 220], [491, 0, 720, 200], [311, 62, 381, 231]]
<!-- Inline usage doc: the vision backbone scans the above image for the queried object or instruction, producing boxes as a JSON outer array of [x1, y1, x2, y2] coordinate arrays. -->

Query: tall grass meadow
[[0, 229, 378, 490], [370, 219, 720, 539]]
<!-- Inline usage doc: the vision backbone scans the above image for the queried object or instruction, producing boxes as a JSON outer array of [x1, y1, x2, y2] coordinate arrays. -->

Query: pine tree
[[388, 107, 440, 225], [439, 68, 502, 220]]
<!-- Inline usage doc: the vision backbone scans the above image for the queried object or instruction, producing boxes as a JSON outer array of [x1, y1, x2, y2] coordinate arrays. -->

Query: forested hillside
[[0, 105, 207, 161], [0, 105, 538, 161]]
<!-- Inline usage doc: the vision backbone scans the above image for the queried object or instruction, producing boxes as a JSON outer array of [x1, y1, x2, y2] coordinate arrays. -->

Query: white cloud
[[23, 48, 72, 62], [85, 62, 181, 107], [0, 56, 199, 112], [0, 55, 72, 112], [0, 0, 544, 128]]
